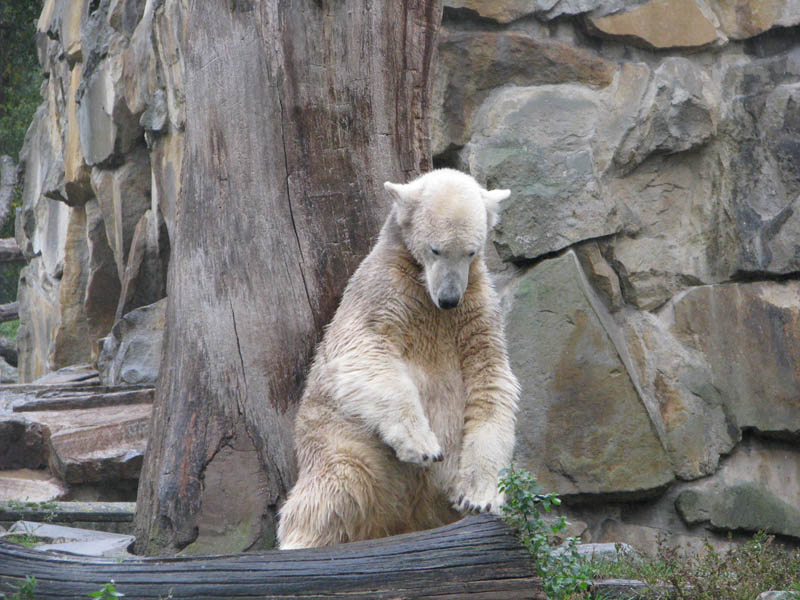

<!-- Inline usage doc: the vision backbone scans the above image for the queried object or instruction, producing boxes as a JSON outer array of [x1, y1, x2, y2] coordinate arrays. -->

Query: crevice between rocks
[[441, 7, 507, 31], [728, 268, 800, 284]]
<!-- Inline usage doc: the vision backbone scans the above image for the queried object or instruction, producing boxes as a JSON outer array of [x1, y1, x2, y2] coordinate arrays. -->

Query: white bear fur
[[277, 169, 520, 549]]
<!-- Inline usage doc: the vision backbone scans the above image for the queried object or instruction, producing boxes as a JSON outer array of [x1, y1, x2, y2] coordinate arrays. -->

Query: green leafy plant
[[0, 576, 36, 600], [0, 319, 19, 341], [88, 581, 124, 599], [1, 534, 37, 549], [498, 464, 591, 599]]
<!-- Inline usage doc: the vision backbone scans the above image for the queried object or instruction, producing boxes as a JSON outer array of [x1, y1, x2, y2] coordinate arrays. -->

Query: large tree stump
[[0, 515, 541, 599], [134, 1, 443, 555]]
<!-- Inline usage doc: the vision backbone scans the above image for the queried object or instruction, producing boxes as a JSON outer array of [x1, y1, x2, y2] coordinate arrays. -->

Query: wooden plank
[[0, 514, 541, 599], [12, 388, 154, 412], [0, 501, 135, 525]]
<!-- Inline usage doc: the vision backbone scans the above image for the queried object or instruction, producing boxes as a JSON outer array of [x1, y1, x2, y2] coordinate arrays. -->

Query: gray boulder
[[98, 298, 166, 386], [506, 251, 674, 497]]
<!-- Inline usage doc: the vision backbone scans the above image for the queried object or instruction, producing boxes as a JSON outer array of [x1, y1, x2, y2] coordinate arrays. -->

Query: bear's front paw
[[451, 473, 504, 514], [383, 422, 443, 466]]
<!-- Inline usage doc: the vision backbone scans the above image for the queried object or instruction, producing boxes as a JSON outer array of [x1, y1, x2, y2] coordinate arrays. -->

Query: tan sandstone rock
[[710, 0, 800, 39], [587, 0, 719, 49]]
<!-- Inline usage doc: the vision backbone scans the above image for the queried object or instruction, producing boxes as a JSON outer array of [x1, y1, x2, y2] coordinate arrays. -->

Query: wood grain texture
[[0, 514, 541, 600], [134, 0, 443, 555]]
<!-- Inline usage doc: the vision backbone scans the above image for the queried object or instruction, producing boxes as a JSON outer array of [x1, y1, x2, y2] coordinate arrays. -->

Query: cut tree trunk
[[1, 515, 540, 599], [134, 1, 443, 555]]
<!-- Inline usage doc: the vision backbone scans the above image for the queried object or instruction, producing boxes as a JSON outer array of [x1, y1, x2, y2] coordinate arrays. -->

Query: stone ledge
[[0, 501, 135, 535]]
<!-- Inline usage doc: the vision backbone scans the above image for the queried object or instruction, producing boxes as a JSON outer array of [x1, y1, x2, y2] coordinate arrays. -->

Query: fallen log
[[0, 239, 23, 264], [0, 302, 18, 323], [0, 514, 540, 599]]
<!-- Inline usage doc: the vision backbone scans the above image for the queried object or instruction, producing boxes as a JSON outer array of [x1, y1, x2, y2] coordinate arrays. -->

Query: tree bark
[[134, 1, 442, 555], [0, 515, 541, 599]]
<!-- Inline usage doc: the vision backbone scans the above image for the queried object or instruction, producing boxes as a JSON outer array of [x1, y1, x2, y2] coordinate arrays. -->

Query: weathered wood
[[0, 336, 16, 366], [0, 501, 135, 529], [0, 515, 540, 600], [135, 1, 443, 555], [0, 301, 18, 322], [0, 239, 23, 264], [12, 388, 153, 412]]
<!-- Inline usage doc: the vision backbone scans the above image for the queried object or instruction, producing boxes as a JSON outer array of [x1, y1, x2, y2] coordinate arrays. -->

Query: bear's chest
[[397, 312, 467, 451]]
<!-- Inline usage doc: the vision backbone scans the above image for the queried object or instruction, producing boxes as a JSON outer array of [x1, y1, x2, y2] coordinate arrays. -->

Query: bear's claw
[[451, 478, 505, 515], [384, 421, 443, 466]]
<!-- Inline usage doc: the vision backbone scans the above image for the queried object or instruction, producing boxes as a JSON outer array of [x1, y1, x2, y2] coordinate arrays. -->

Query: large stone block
[[586, 0, 719, 49], [63, 66, 93, 206], [51, 206, 92, 373], [444, 0, 650, 21], [466, 86, 622, 261], [671, 281, 800, 438], [98, 298, 166, 386], [622, 310, 738, 480], [615, 58, 718, 172], [605, 152, 723, 310], [116, 209, 168, 320], [722, 61, 800, 276], [0, 416, 46, 470], [24, 404, 152, 485], [90, 146, 152, 279], [433, 27, 617, 154], [709, 0, 800, 40], [675, 438, 800, 539], [0, 470, 68, 503], [78, 58, 143, 168], [506, 251, 674, 497]]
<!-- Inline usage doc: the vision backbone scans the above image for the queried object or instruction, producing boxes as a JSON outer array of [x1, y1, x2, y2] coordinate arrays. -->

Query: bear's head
[[384, 169, 510, 310]]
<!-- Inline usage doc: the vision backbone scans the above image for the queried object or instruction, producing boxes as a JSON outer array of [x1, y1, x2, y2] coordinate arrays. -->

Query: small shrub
[[0, 576, 36, 600], [498, 465, 591, 599], [0, 320, 19, 341], [590, 531, 800, 600], [88, 581, 124, 599]]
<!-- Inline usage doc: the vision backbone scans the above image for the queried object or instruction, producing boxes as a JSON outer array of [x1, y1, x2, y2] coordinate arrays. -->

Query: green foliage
[[498, 465, 591, 599], [0, 1, 40, 306], [0, 1, 43, 160], [0, 576, 36, 600], [88, 582, 124, 599], [1, 534, 37, 549], [590, 531, 800, 600], [0, 319, 19, 341]]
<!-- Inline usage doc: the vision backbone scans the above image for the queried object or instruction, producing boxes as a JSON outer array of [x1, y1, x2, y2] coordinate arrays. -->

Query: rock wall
[[16, 0, 174, 383], [15, 0, 800, 552], [434, 0, 800, 551]]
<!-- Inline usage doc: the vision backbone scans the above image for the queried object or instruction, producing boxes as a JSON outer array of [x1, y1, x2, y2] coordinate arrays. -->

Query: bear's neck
[[377, 209, 407, 251], [375, 209, 422, 272]]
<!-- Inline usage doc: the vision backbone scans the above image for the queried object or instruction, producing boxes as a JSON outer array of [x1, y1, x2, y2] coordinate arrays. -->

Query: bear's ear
[[481, 188, 510, 230], [384, 181, 417, 227]]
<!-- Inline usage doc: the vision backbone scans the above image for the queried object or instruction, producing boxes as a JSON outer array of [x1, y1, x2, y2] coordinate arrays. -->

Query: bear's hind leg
[[278, 454, 402, 549]]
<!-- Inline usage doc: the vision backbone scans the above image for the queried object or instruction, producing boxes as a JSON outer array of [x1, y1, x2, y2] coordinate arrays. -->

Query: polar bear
[[277, 168, 520, 549]]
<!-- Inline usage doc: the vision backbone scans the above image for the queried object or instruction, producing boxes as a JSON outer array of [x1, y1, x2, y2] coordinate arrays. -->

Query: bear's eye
[[468, 250, 476, 258], [430, 246, 441, 256]]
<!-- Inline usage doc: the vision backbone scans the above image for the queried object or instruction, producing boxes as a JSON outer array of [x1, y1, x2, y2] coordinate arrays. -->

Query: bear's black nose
[[438, 295, 460, 310]]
